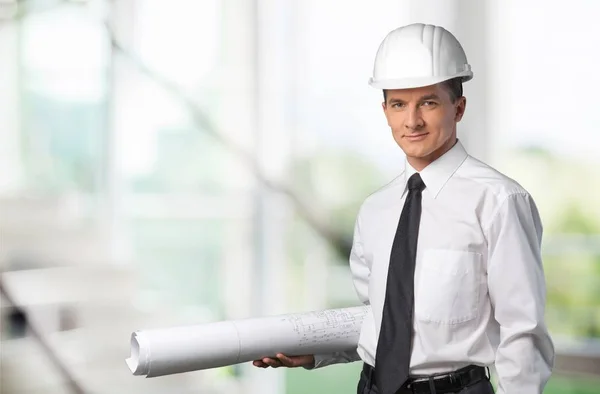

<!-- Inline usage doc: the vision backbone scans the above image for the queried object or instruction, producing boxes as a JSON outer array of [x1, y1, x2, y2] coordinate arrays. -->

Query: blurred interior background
[[0, 0, 599, 393]]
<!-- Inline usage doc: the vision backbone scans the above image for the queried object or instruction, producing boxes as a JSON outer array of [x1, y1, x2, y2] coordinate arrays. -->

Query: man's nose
[[405, 107, 425, 130]]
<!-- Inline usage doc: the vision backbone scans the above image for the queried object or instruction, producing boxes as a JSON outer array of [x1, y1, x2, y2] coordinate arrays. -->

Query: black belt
[[362, 363, 489, 394]]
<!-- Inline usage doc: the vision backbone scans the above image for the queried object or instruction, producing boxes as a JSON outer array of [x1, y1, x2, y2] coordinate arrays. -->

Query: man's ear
[[454, 96, 467, 122]]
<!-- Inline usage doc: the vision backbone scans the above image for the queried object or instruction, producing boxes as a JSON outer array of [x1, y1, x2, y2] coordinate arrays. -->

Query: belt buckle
[[406, 381, 422, 394], [449, 372, 463, 387], [405, 379, 420, 394], [406, 377, 431, 394]]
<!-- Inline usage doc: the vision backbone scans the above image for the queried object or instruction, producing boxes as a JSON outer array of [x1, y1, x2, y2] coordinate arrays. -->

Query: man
[[253, 23, 554, 394]]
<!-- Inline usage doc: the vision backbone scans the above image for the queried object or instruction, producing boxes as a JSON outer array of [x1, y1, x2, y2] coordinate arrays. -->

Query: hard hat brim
[[369, 71, 473, 90]]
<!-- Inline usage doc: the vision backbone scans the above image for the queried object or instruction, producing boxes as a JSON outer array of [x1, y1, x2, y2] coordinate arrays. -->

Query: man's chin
[[402, 146, 431, 159]]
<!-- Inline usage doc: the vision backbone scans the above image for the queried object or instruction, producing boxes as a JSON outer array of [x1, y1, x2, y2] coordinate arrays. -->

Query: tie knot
[[408, 173, 425, 192]]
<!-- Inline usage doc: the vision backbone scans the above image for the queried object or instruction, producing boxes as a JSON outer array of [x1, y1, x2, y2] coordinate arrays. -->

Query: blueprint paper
[[126, 305, 369, 377]]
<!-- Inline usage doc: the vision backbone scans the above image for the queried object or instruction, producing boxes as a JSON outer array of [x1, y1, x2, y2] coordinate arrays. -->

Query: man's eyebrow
[[419, 94, 441, 102], [387, 98, 406, 104], [387, 94, 441, 105]]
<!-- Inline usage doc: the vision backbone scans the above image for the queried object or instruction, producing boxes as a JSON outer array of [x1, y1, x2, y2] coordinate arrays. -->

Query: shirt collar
[[401, 139, 468, 199]]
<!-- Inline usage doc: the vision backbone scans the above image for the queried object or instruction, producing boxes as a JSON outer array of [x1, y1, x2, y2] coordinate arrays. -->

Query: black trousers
[[357, 366, 495, 394]]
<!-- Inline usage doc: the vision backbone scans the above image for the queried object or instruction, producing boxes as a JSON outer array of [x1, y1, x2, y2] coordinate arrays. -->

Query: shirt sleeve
[[306, 211, 369, 369], [485, 193, 555, 393]]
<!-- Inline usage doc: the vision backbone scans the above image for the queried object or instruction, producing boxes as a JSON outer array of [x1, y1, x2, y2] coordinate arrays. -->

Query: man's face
[[382, 83, 466, 167]]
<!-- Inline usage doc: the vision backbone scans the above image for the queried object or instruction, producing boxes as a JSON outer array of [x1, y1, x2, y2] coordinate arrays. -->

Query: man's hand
[[253, 353, 315, 369]]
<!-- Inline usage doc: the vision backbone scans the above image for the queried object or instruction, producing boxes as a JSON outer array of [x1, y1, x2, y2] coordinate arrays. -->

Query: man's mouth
[[404, 133, 429, 141]]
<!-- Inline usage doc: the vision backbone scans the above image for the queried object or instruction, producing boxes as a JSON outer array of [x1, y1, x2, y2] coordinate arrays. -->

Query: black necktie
[[375, 172, 426, 394]]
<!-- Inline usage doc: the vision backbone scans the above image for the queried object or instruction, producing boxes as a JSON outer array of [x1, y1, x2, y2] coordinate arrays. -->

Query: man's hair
[[383, 77, 463, 103]]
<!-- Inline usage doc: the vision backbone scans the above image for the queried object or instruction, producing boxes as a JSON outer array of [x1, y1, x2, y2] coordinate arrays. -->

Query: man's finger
[[276, 353, 296, 367], [263, 358, 282, 368]]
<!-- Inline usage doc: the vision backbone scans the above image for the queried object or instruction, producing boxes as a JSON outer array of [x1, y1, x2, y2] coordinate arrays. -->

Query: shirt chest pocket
[[415, 249, 483, 324]]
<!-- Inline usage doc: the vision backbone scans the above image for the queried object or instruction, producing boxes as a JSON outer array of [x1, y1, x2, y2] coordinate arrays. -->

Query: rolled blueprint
[[126, 305, 369, 377]]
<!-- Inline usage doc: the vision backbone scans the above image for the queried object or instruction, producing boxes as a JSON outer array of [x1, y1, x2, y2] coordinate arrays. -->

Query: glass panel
[[20, 5, 109, 195], [492, 1, 600, 341]]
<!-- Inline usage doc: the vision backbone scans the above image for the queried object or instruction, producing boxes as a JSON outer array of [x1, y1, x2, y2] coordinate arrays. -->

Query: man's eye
[[422, 101, 437, 107], [392, 103, 405, 108]]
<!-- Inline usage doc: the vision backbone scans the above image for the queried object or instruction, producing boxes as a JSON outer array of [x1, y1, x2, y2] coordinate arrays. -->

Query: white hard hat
[[369, 23, 473, 90]]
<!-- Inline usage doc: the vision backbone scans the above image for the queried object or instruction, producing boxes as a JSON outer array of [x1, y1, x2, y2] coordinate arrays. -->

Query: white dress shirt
[[312, 141, 554, 394]]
